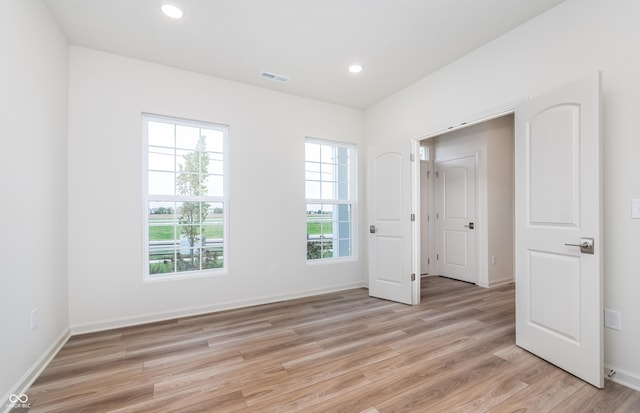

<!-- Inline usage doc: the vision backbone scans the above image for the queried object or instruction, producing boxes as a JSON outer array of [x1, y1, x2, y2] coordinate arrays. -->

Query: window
[[143, 114, 228, 279], [305, 138, 356, 261], [419, 145, 429, 161]]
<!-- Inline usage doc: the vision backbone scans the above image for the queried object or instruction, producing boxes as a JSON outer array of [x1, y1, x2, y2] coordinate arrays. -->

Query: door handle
[[564, 237, 594, 254], [463, 222, 475, 230]]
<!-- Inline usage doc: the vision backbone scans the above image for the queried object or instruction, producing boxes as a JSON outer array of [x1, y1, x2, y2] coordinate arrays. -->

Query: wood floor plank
[[426, 346, 558, 413], [282, 330, 407, 370], [242, 345, 398, 407], [549, 379, 637, 413], [33, 383, 154, 413], [375, 355, 511, 413], [303, 351, 504, 413], [485, 369, 585, 412], [615, 390, 640, 413], [23, 276, 640, 413], [151, 356, 285, 398], [106, 389, 246, 413], [240, 370, 372, 413]]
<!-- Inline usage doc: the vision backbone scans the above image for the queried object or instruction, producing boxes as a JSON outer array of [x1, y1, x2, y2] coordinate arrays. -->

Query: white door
[[515, 74, 603, 387], [368, 142, 415, 304], [435, 155, 477, 283]]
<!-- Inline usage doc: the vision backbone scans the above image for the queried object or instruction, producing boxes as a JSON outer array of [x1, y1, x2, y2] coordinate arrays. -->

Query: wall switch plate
[[632, 199, 640, 219]]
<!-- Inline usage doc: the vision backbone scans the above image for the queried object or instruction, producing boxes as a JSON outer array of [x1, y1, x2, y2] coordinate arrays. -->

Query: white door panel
[[444, 231, 468, 266], [515, 74, 603, 388], [376, 236, 404, 284], [528, 104, 580, 225], [529, 251, 581, 342]]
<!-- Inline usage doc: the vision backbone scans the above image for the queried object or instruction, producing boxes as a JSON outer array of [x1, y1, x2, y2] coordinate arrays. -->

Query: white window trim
[[305, 137, 357, 263], [142, 113, 229, 281]]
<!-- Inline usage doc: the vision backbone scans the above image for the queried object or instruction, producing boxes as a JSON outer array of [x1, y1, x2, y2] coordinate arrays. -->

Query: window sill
[[143, 269, 228, 283], [306, 256, 357, 265]]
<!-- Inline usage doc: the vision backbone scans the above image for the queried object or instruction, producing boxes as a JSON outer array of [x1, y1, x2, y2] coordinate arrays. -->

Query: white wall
[[67, 47, 366, 332], [485, 116, 514, 287], [0, 0, 69, 403], [365, 0, 640, 389]]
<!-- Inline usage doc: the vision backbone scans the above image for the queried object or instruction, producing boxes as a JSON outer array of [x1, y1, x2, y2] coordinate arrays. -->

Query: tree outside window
[[144, 115, 227, 278]]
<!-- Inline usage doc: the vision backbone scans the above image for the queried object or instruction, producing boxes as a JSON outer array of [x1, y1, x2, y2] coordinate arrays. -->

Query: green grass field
[[149, 214, 334, 239], [148, 224, 223, 240], [305, 221, 332, 235], [149, 214, 223, 240]]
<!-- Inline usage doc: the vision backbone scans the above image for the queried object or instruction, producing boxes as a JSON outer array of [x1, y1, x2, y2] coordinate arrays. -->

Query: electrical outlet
[[604, 309, 621, 330], [30, 308, 39, 331]]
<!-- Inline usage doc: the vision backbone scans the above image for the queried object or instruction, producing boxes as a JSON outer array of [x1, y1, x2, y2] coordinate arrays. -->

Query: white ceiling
[[43, 0, 566, 109]]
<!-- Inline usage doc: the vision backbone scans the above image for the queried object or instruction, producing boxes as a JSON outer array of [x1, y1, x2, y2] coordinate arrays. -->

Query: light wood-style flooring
[[24, 276, 640, 412]]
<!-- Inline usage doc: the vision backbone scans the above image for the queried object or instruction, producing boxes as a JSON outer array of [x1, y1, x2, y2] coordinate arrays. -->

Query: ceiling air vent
[[260, 71, 290, 83]]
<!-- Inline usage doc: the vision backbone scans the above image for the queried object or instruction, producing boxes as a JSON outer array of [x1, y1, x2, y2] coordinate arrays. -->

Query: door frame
[[412, 105, 518, 284], [418, 143, 434, 276], [411, 139, 422, 304]]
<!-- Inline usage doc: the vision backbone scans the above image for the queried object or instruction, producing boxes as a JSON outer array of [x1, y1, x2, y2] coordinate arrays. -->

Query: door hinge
[[410, 154, 415, 162], [427, 214, 430, 222], [410, 213, 415, 221], [436, 253, 439, 261], [427, 171, 431, 178], [436, 212, 439, 219], [435, 171, 439, 178], [428, 258, 430, 265], [411, 273, 416, 281]]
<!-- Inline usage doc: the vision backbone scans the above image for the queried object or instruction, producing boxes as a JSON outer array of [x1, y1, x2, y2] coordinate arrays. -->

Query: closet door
[[435, 154, 477, 284]]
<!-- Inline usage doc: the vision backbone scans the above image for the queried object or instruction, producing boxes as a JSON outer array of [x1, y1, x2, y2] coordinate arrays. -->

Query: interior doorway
[[418, 114, 515, 288]]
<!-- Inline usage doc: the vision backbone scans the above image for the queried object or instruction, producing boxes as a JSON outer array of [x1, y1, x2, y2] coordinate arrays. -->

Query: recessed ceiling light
[[161, 3, 183, 19], [348, 64, 363, 74]]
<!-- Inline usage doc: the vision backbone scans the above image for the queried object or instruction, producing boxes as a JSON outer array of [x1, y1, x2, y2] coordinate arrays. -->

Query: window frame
[[142, 113, 229, 281], [305, 137, 357, 263]]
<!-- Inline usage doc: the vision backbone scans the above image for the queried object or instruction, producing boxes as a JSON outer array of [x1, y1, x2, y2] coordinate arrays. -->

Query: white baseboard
[[478, 276, 514, 289], [487, 276, 515, 288], [604, 364, 640, 392], [71, 282, 367, 335], [2, 327, 70, 413]]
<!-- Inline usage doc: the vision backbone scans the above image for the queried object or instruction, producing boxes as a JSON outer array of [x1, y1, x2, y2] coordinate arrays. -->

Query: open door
[[368, 142, 415, 304], [515, 74, 603, 387]]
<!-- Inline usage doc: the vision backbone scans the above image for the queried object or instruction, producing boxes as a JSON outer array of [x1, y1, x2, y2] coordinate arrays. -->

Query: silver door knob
[[564, 237, 594, 254]]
